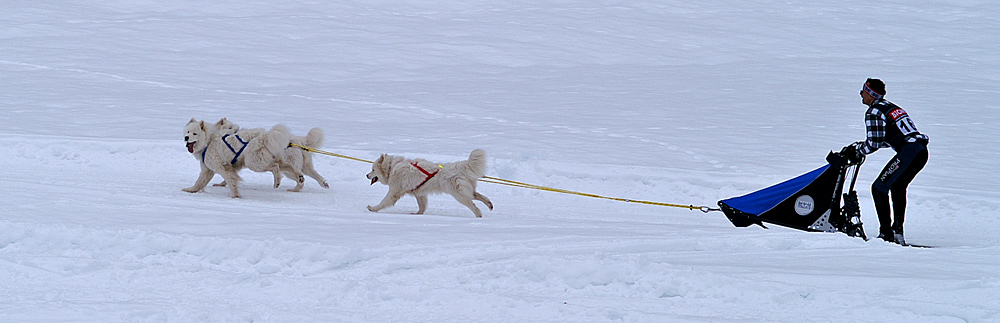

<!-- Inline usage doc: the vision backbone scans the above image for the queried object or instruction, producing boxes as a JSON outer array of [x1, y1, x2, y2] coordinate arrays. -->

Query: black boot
[[892, 226, 905, 245]]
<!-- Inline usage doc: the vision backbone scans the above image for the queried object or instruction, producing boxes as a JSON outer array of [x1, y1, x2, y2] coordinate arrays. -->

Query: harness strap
[[222, 134, 249, 165], [411, 162, 441, 191]]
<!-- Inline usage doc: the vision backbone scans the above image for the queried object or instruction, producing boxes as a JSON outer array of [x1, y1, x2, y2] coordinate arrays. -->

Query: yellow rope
[[291, 143, 374, 164], [480, 176, 707, 210], [291, 143, 716, 212]]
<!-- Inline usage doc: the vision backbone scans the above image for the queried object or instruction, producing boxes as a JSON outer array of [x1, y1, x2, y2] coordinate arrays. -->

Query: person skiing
[[843, 78, 929, 245]]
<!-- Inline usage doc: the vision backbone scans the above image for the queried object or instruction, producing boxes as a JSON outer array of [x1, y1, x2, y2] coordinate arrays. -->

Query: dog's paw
[[213, 181, 228, 187], [181, 187, 199, 193], [320, 182, 330, 189], [367, 205, 378, 212], [486, 201, 494, 211]]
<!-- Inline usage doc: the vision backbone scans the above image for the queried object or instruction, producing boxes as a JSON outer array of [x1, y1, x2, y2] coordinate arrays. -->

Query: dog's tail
[[263, 124, 292, 157], [468, 149, 487, 178], [304, 127, 323, 148]]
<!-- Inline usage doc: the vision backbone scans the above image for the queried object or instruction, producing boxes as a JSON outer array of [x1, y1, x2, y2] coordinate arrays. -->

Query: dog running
[[213, 118, 329, 192], [182, 118, 290, 198], [366, 149, 493, 217]]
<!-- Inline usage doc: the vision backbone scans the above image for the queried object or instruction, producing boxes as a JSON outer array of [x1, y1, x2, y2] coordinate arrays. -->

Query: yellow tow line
[[290, 143, 717, 213]]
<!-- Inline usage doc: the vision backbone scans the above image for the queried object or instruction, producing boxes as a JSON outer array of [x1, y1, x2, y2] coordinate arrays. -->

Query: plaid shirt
[[858, 99, 928, 154]]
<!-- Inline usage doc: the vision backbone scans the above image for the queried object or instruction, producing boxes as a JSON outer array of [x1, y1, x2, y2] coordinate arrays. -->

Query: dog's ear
[[214, 118, 226, 126], [378, 154, 393, 170], [189, 118, 197, 124], [199, 120, 206, 130]]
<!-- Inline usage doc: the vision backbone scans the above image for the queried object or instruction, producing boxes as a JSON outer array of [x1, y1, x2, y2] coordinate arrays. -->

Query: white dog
[[213, 119, 329, 192], [366, 149, 493, 217], [182, 118, 290, 198]]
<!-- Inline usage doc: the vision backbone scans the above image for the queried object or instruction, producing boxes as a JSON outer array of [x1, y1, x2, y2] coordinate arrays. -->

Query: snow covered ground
[[2, 1, 999, 321]]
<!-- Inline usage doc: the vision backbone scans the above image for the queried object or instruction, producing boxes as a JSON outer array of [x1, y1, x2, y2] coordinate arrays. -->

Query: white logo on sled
[[794, 195, 815, 216]]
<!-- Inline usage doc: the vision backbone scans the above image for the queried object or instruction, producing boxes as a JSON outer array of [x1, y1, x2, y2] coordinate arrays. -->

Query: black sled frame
[[830, 148, 868, 240]]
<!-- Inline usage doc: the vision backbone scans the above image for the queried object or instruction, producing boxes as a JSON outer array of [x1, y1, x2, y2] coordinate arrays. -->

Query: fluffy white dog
[[182, 118, 291, 198], [366, 149, 494, 217], [213, 119, 329, 192]]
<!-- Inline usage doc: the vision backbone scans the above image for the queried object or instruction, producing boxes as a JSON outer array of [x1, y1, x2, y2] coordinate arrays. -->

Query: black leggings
[[872, 143, 928, 236]]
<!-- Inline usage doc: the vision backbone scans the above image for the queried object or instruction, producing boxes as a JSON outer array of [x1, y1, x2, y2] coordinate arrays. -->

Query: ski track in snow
[[1, 58, 693, 164]]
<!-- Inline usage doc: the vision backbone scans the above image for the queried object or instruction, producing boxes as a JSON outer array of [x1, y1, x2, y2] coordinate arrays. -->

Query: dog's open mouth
[[369, 176, 378, 185], [186, 141, 196, 153]]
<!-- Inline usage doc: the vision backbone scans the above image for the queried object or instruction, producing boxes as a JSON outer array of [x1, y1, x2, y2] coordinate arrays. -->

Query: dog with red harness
[[366, 149, 493, 217]]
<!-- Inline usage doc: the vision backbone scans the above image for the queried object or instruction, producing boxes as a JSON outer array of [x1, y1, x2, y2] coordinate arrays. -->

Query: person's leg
[[873, 157, 899, 240], [872, 186, 893, 239], [888, 147, 928, 234], [890, 188, 906, 233]]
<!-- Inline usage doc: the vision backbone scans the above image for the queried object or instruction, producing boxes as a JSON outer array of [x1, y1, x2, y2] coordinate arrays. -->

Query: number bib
[[887, 107, 919, 136]]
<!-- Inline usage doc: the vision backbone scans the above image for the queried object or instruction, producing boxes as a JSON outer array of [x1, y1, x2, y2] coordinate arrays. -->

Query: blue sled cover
[[719, 164, 842, 232]]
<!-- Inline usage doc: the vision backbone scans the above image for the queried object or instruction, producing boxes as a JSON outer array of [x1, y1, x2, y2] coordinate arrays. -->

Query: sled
[[718, 148, 867, 240]]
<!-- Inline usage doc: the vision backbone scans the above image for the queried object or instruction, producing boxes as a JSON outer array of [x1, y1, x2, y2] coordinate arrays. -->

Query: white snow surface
[[3, 1, 999, 322]]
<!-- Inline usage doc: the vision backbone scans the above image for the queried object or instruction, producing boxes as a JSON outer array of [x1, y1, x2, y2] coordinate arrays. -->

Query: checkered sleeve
[[858, 107, 888, 155]]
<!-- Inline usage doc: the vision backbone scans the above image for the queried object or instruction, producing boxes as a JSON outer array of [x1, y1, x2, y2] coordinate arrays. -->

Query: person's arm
[[858, 107, 888, 155]]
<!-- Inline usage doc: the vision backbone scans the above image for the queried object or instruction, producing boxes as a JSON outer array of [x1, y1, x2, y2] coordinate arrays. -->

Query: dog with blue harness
[[183, 118, 291, 198], [212, 119, 330, 192]]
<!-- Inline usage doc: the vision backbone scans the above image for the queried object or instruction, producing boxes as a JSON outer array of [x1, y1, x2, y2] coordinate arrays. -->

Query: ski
[[881, 239, 935, 248]]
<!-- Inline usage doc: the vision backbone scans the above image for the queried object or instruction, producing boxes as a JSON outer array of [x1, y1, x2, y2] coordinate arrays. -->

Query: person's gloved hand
[[842, 142, 864, 163]]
